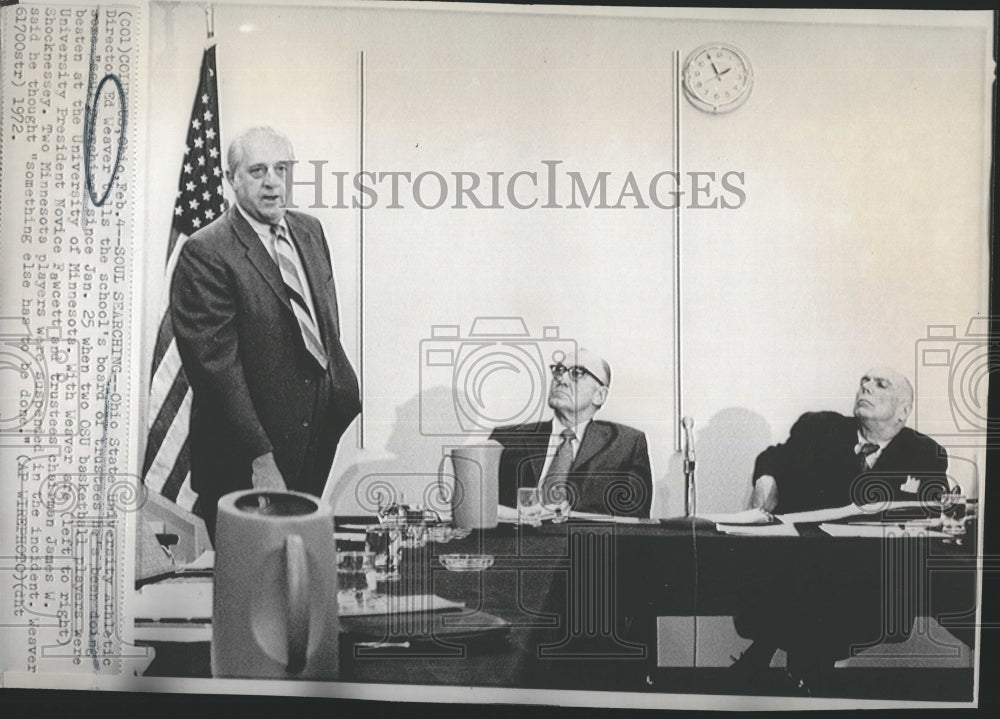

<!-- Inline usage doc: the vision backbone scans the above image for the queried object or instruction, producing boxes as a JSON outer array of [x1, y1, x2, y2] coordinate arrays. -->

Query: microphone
[[682, 416, 696, 465], [682, 416, 696, 517]]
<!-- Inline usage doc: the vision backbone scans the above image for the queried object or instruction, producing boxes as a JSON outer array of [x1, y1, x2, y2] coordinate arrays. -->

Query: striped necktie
[[858, 442, 879, 471], [271, 224, 328, 370], [540, 428, 576, 506]]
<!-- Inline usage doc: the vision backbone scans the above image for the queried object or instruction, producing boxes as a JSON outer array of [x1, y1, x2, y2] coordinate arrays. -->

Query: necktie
[[541, 428, 576, 506], [858, 442, 879, 471], [271, 225, 328, 370]]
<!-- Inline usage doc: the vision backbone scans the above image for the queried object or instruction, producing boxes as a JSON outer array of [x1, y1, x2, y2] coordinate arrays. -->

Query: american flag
[[142, 43, 227, 509]]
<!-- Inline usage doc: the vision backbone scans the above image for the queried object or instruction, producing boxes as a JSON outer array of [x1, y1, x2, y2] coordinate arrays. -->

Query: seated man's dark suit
[[171, 207, 361, 533], [737, 411, 949, 681], [493, 418, 655, 690], [490, 419, 653, 518], [754, 411, 949, 513]]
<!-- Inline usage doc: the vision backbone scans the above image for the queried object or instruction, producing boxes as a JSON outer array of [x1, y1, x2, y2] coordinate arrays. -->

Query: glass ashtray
[[439, 554, 495, 572], [426, 525, 473, 544]]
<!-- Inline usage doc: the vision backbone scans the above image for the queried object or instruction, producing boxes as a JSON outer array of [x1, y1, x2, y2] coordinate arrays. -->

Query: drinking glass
[[400, 522, 428, 549], [939, 493, 968, 537], [337, 550, 376, 607], [365, 525, 402, 581]]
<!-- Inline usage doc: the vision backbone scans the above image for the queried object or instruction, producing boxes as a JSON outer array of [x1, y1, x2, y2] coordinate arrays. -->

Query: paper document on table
[[179, 551, 215, 571], [777, 505, 861, 524], [819, 523, 952, 539], [569, 511, 643, 524], [134, 578, 213, 621], [778, 501, 930, 525], [856, 501, 929, 513], [698, 508, 775, 525], [496, 504, 552, 523], [716, 523, 799, 537], [496, 505, 640, 524], [339, 594, 466, 617]]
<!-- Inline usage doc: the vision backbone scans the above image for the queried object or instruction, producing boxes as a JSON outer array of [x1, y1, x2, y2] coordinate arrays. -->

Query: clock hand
[[710, 62, 721, 77], [718, 67, 732, 77]]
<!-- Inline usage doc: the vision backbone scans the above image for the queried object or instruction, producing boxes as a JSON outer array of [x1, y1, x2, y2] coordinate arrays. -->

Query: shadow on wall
[[327, 387, 478, 517], [329, 394, 775, 519], [654, 407, 772, 517]]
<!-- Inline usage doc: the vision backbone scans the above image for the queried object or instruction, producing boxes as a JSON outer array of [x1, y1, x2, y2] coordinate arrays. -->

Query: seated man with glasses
[[489, 348, 653, 518]]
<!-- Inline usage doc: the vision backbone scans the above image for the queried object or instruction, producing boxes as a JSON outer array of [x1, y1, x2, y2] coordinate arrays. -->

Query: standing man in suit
[[733, 367, 949, 694], [490, 348, 653, 518], [171, 127, 361, 539]]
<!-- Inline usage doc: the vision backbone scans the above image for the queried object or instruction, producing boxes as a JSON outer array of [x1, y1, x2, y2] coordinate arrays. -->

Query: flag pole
[[143, 12, 226, 509]]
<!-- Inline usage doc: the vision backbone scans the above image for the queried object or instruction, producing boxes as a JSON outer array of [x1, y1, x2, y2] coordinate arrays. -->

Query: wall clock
[[682, 43, 753, 114]]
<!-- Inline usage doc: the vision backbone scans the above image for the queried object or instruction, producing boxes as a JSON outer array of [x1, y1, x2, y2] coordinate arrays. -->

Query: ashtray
[[439, 554, 494, 572], [426, 526, 474, 544]]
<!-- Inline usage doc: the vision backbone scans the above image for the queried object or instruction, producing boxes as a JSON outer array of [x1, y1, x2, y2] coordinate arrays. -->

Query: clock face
[[683, 43, 753, 114]]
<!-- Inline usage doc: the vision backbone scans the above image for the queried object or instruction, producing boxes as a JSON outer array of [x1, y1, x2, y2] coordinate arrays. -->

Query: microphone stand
[[682, 417, 696, 518]]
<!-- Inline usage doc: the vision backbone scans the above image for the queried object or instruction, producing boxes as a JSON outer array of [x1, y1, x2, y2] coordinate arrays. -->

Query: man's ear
[[897, 400, 913, 424], [224, 169, 234, 184], [592, 386, 609, 408]]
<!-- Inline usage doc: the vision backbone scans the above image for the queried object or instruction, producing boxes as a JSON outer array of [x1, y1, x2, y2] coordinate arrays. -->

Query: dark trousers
[[192, 371, 350, 547]]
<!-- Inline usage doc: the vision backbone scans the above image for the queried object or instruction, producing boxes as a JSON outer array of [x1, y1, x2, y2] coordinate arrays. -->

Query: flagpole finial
[[205, 5, 215, 39]]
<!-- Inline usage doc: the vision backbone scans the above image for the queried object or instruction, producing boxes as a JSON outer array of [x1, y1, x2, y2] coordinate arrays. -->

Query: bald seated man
[[733, 368, 950, 692], [750, 367, 949, 515], [490, 348, 653, 518]]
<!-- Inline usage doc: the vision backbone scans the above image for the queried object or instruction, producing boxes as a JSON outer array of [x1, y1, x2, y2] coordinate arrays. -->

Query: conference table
[[140, 516, 978, 701]]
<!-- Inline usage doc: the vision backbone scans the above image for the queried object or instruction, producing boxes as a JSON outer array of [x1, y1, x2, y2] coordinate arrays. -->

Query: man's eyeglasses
[[550, 363, 606, 387]]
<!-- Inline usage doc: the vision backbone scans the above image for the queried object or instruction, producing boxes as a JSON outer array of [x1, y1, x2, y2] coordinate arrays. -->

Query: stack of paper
[[778, 501, 932, 525], [178, 551, 215, 571], [819, 523, 952, 539], [339, 594, 465, 617], [134, 577, 213, 621], [716, 522, 799, 537], [697, 508, 775, 525], [496, 505, 641, 524], [497, 504, 548, 523], [567, 510, 643, 524]]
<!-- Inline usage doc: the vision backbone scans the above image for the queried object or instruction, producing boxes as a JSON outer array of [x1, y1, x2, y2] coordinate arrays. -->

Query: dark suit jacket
[[738, 411, 950, 662], [753, 411, 948, 514], [170, 207, 361, 500], [490, 420, 653, 518]]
